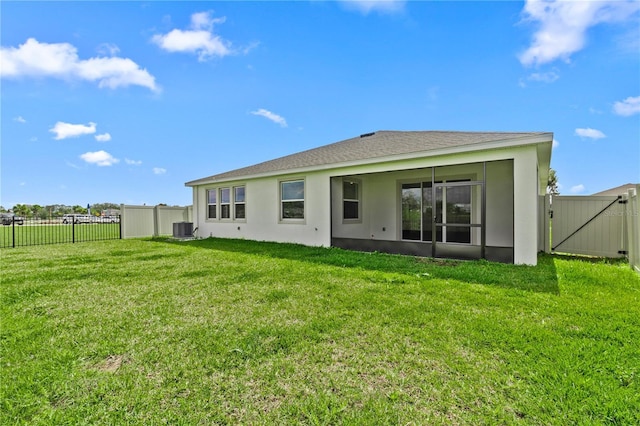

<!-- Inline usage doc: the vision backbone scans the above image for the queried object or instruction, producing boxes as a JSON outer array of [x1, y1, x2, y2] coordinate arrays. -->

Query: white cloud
[[519, 0, 640, 66], [95, 132, 111, 142], [613, 96, 640, 116], [552, 138, 559, 149], [80, 150, 119, 166], [96, 43, 120, 57], [528, 70, 560, 83], [153, 167, 167, 175], [152, 11, 232, 61], [339, 0, 406, 15], [14, 116, 26, 123], [1, 38, 158, 92], [251, 108, 288, 127], [575, 127, 606, 139], [125, 158, 142, 165], [570, 184, 586, 194], [50, 121, 96, 140]]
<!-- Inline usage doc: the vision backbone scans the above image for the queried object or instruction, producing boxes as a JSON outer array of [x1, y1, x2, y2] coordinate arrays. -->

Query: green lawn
[[2, 238, 639, 424]]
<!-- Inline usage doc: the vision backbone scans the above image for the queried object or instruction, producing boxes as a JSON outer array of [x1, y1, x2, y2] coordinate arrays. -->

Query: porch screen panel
[[401, 183, 421, 240], [444, 185, 471, 243], [421, 182, 441, 242], [435, 182, 482, 245]]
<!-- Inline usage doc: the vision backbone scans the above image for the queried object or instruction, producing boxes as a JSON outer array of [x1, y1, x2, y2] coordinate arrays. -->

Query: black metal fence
[[0, 216, 122, 248]]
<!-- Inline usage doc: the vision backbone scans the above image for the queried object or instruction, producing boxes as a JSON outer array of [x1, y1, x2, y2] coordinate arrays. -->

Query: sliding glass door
[[433, 181, 484, 259], [401, 166, 485, 260]]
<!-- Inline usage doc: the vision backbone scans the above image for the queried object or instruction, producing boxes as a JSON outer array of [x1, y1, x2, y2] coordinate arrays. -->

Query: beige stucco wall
[[191, 143, 543, 265], [193, 172, 333, 247]]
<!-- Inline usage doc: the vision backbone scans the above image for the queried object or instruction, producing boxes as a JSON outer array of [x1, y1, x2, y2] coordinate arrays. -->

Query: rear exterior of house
[[186, 131, 553, 265]]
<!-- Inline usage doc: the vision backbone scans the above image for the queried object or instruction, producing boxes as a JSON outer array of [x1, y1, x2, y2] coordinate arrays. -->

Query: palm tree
[[547, 168, 559, 195]]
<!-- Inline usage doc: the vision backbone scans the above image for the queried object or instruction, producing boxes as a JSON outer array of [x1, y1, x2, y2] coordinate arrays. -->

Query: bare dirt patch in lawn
[[94, 355, 124, 373]]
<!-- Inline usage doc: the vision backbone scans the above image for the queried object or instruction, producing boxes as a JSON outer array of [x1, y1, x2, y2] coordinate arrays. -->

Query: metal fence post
[[12, 219, 15, 248], [72, 218, 75, 243]]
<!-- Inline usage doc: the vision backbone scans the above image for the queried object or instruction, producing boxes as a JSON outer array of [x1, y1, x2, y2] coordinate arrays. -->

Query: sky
[[1, 0, 639, 208]]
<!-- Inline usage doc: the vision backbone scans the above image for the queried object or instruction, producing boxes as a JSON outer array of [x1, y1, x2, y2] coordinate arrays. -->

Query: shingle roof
[[186, 130, 550, 185], [592, 183, 638, 196]]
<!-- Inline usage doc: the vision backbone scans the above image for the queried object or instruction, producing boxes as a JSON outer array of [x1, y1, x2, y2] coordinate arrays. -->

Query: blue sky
[[2, 0, 639, 208]]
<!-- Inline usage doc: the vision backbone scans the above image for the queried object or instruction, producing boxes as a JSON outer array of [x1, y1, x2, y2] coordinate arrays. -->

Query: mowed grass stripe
[[1, 238, 639, 424]]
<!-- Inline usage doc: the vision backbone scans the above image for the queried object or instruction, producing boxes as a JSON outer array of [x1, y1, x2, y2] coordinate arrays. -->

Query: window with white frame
[[281, 179, 305, 220], [234, 186, 246, 219], [207, 189, 217, 219], [220, 187, 231, 219], [343, 179, 360, 221], [206, 185, 246, 221]]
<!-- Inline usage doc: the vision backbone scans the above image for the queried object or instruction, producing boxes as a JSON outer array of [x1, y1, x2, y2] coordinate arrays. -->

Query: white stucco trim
[[513, 148, 539, 265]]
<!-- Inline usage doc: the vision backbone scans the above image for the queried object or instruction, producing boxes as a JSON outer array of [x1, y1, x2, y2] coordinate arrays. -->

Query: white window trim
[[219, 187, 232, 220], [206, 188, 217, 221], [205, 184, 247, 222], [279, 178, 306, 223], [233, 185, 247, 221], [342, 178, 362, 224]]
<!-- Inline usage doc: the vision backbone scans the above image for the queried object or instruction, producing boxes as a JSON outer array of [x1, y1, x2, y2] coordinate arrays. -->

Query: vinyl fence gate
[[542, 195, 628, 258]]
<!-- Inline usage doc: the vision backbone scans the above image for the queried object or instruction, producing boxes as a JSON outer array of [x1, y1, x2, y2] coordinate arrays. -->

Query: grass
[[2, 237, 639, 425]]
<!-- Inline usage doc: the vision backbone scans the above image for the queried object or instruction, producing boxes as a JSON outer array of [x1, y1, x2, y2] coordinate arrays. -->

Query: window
[[343, 179, 360, 221], [281, 180, 304, 219], [220, 187, 231, 219], [207, 189, 217, 219], [206, 185, 246, 221], [234, 186, 246, 219]]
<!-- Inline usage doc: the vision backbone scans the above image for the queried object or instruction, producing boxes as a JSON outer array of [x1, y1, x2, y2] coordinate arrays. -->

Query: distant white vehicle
[[62, 214, 93, 224], [96, 215, 119, 223]]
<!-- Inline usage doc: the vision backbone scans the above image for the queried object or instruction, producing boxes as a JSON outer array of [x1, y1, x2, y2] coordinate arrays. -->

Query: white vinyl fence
[[627, 187, 640, 272], [540, 185, 639, 272], [550, 195, 626, 258], [120, 204, 192, 238]]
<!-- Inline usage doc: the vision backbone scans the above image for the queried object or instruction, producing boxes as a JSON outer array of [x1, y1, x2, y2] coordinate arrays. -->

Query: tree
[[90, 203, 120, 215], [547, 168, 559, 195], [12, 204, 30, 217], [31, 204, 48, 220], [72, 205, 88, 214]]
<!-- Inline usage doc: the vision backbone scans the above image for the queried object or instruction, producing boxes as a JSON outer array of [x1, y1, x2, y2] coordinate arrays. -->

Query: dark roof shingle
[[187, 130, 550, 185]]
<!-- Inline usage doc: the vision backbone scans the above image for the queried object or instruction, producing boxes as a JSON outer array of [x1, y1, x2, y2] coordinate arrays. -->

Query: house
[[592, 183, 639, 197], [186, 130, 553, 265]]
